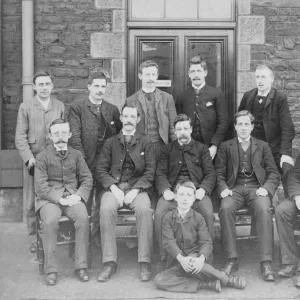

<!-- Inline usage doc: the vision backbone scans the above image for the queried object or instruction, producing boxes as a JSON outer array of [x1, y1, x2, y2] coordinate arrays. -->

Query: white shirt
[[122, 129, 136, 136], [238, 136, 251, 143], [89, 96, 102, 105], [37, 96, 50, 110], [192, 82, 205, 92], [54, 144, 68, 151], [257, 88, 271, 97]]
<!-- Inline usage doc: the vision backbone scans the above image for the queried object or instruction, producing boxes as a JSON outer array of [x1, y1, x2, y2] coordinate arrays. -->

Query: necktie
[[59, 150, 67, 157], [257, 96, 267, 104]]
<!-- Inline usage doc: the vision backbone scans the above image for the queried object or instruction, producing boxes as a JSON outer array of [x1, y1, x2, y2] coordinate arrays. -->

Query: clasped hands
[[177, 253, 205, 274], [221, 187, 268, 199], [110, 184, 139, 207], [59, 194, 81, 206]]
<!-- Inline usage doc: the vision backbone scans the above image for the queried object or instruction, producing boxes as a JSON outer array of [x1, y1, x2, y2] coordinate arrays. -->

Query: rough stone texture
[[0, 188, 23, 222], [91, 33, 126, 58], [105, 83, 126, 111], [111, 59, 126, 83], [237, 71, 255, 93], [238, 45, 251, 71], [95, 0, 125, 9], [238, 16, 265, 44], [113, 10, 126, 32], [238, 0, 251, 15]]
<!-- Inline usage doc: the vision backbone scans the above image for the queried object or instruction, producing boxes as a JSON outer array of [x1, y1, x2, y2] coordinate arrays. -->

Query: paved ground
[[1, 221, 300, 300]]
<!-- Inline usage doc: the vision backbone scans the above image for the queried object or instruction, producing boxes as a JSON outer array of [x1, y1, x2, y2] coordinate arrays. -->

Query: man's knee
[[134, 193, 152, 215], [219, 199, 236, 217], [254, 197, 272, 215], [154, 197, 174, 219], [100, 192, 118, 216], [275, 200, 296, 220]]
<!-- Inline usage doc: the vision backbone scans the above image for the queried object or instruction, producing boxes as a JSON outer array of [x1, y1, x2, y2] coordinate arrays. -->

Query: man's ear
[[68, 132, 72, 139], [136, 115, 141, 124], [138, 73, 142, 80]]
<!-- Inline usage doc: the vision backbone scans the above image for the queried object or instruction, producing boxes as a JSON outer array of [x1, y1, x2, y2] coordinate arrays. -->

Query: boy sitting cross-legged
[[154, 181, 246, 293]]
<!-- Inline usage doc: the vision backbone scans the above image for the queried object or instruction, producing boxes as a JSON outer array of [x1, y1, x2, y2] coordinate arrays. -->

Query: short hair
[[234, 110, 255, 124], [88, 72, 108, 85], [121, 103, 140, 117], [138, 60, 159, 75], [189, 56, 208, 72], [173, 114, 192, 128], [174, 181, 197, 195], [255, 64, 274, 78], [33, 70, 53, 85], [49, 119, 70, 133]]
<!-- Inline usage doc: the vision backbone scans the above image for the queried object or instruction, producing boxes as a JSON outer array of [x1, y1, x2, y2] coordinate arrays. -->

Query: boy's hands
[[177, 254, 194, 273]]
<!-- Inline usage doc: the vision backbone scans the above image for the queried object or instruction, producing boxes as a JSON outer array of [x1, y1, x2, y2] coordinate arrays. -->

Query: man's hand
[[295, 195, 300, 210], [256, 187, 268, 197], [110, 184, 125, 207], [66, 194, 81, 206], [163, 189, 175, 201], [221, 188, 232, 199], [280, 155, 294, 168], [191, 255, 205, 274], [196, 188, 206, 201], [209, 145, 218, 160], [124, 189, 139, 205], [176, 254, 194, 273], [59, 198, 69, 206], [28, 157, 35, 168]]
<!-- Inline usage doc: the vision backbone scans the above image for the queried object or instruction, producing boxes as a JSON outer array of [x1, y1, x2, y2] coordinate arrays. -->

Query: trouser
[[219, 177, 273, 262], [100, 183, 153, 263], [23, 170, 36, 243], [154, 263, 228, 293], [39, 202, 89, 274], [275, 199, 299, 265], [154, 196, 214, 261]]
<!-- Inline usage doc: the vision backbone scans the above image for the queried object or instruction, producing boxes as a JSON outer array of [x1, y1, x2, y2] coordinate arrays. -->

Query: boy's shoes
[[97, 261, 117, 282], [227, 276, 246, 289], [223, 258, 239, 276], [260, 261, 275, 282], [46, 272, 57, 286], [75, 268, 89, 282], [198, 280, 221, 293], [140, 262, 151, 281], [277, 264, 298, 277]]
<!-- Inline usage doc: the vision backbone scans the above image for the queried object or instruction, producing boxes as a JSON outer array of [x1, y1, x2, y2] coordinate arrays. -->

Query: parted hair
[[173, 114, 192, 127], [174, 181, 197, 195], [121, 103, 140, 117], [234, 110, 255, 124], [138, 60, 159, 74], [189, 56, 208, 72], [88, 72, 108, 85], [255, 64, 274, 78], [33, 70, 53, 85], [49, 119, 70, 133]]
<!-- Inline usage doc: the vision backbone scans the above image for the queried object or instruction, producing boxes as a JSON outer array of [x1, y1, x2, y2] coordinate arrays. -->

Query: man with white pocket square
[[176, 56, 229, 160], [95, 103, 155, 283]]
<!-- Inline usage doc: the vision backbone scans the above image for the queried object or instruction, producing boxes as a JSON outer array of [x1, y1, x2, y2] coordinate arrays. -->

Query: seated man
[[215, 110, 280, 282], [96, 103, 155, 282], [154, 181, 246, 293], [35, 119, 93, 286], [276, 157, 300, 286], [155, 114, 216, 268]]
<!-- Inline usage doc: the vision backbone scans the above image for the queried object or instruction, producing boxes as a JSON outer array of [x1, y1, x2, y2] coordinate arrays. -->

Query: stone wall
[[2, 0, 22, 150], [237, 0, 300, 151]]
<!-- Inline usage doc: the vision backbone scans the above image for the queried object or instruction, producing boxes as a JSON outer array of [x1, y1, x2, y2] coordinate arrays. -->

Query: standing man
[[15, 71, 64, 253], [176, 56, 229, 160], [155, 114, 216, 268], [126, 60, 177, 160], [238, 64, 295, 197], [35, 119, 93, 285], [275, 157, 300, 285], [96, 104, 155, 282], [69, 72, 122, 238], [215, 110, 280, 282]]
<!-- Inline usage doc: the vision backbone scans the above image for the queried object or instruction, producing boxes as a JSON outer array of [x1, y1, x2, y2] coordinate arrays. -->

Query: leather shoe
[[46, 272, 57, 286], [140, 262, 151, 282], [227, 276, 246, 289], [97, 262, 117, 282], [198, 280, 221, 293], [75, 268, 89, 282], [223, 258, 239, 276], [30, 241, 37, 253], [156, 260, 167, 273], [260, 261, 275, 282], [278, 265, 298, 277]]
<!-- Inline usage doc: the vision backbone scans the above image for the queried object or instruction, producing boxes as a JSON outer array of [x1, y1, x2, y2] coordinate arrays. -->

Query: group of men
[[15, 55, 300, 292]]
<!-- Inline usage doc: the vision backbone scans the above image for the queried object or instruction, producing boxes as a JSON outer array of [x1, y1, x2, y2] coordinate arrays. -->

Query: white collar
[[177, 207, 190, 219], [238, 136, 251, 143], [257, 88, 271, 97], [53, 144, 68, 151], [37, 96, 50, 109], [192, 82, 205, 91], [142, 87, 156, 94], [122, 129, 136, 136], [89, 96, 102, 105], [178, 139, 191, 146]]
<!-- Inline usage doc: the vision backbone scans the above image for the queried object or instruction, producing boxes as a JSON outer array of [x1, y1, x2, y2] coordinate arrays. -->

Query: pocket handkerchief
[[206, 102, 213, 107]]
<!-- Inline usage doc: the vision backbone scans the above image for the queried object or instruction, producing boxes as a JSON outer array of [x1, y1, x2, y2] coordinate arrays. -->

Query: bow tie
[[257, 95, 267, 100], [58, 150, 67, 157]]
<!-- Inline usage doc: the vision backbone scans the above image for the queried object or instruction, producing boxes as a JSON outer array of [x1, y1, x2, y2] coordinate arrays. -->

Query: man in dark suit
[[238, 64, 295, 197], [69, 72, 122, 239], [155, 114, 216, 268], [96, 103, 155, 282], [126, 60, 177, 160], [276, 157, 300, 284], [215, 110, 280, 282], [35, 119, 93, 286], [176, 56, 229, 160]]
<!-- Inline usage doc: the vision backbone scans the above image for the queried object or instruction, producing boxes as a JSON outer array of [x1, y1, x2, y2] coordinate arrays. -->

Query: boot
[[198, 280, 221, 293], [227, 276, 246, 289]]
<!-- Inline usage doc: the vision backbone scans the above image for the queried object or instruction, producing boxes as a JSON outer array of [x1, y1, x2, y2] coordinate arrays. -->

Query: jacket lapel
[[137, 89, 148, 117], [264, 87, 276, 109], [230, 138, 239, 179], [251, 137, 258, 165], [154, 89, 163, 112]]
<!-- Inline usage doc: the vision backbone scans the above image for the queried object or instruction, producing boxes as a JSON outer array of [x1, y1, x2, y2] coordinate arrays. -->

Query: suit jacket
[[287, 157, 300, 200], [238, 87, 295, 157], [176, 85, 229, 147], [35, 145, 93, 212], [156, 139, 216, 196], [95, 132, 155, 191], [126, 88, 177, 144], [162, 208, 212, 269], [69, 98, 122, 168], [215, 137, 280, 198], [15, 96, 65, 163]]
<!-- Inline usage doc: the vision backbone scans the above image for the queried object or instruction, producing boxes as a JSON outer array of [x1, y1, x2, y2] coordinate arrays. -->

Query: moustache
[[193, 78, 200, 80], [124, 122, 134, 126], [179, 135, 189, 140], [56, 140, 68, 143], [147, 80, 155, 84]]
